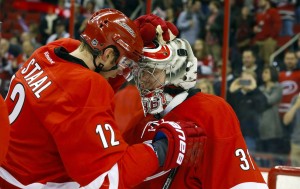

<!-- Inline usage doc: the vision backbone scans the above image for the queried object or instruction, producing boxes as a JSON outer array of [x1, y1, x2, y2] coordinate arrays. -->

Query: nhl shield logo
[[91, 39, 98, 46]]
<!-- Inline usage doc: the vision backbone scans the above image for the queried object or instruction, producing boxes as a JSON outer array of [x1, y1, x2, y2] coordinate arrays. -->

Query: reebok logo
[[44, 51, 55, 64]]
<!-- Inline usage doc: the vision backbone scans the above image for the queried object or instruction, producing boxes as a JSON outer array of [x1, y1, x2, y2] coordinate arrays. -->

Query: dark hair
[[284, 50, 297, 58], [242, 48, 256, 57], [264, 65, 279, 82], [210, 1, 221, 9]]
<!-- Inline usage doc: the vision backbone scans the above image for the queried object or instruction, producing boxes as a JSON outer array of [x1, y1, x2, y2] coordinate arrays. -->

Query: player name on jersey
[[21, 58, 52, 98]]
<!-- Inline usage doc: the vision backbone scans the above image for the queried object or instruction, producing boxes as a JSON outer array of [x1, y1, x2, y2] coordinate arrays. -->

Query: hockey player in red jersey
[[0, 9, 204, 189], [121, 14, 269, 189], [0, 95, 9, 166]]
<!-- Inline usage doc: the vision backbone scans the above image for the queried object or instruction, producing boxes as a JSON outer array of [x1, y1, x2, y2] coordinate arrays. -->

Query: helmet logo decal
[[91, 39, 98, 46], [116, 21, 136, 37]]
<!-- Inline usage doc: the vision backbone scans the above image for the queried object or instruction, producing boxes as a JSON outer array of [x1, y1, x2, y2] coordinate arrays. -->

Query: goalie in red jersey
[[0, 9, 204, 189], [120, 14, 269, 189]]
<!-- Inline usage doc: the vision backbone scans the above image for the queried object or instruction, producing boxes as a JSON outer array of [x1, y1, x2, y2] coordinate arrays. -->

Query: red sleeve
[[108, 75, 126, 93], [0, 96, 10, 165], [114, 85, 143, 133], [118, 144, 159, 188], [43, 75, 158, 188]]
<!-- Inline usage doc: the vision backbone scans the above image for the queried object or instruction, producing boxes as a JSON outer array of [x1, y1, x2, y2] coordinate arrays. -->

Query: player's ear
[[102, 48, 114, 61]]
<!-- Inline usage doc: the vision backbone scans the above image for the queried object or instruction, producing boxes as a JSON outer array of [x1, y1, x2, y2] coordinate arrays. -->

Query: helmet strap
[[81, 38, 104, 73], [93, 54, 104, 73], [92, 46, 119, 73]]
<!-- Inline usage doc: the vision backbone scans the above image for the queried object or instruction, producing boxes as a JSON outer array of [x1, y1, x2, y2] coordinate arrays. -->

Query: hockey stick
[[162, 168, 178, 189]]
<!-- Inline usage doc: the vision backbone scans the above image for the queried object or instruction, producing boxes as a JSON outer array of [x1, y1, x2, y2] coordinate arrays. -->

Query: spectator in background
[[257, 66, 284, 154], [20, 31, 42, 50], [228, 0, 239, 48], [46, 18, 70, 44], [235, 6, 256, 53], [296, 0, 300, 24], [194, 0, 206, 39], [276, 0, 296, 36], [13, 40, 36, 72], [165, 8, 176, 24], [293, 36, 300, 68], [229, 70, 267, 151], [195, 78, 215, 94], [283, 93, 300, 166], [0, 38, 22, 73], [193, 38, 214, 79], [244, 0, 255, 11], [252, 0, 281, 65], [278, 50, 300, 154], [55, 0, 71, 18], [152, 0, 185, 21], [39, 6, 60, 45], [108, 0, 140, 17], [279, 50, 300, 117], [176, 0, 200, 46], [213, 59, 235, 97], [0, 39, 16, 97], [204, 0, 223, 62], [82, 0, 96, 18], [236, 49, 264, 86], [66, 3, 86, 40]]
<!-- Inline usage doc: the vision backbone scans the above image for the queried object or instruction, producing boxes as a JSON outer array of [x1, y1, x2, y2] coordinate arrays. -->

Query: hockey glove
[[152, 120, 206, 170]]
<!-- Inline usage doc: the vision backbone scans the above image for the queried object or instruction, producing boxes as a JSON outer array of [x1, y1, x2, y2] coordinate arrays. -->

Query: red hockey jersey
[[123, 92, 268, 189], [279, 70, 300, 116], [0, 38, 158, 189], [0, 95, 9, 166], [114, 84, 142, 133]]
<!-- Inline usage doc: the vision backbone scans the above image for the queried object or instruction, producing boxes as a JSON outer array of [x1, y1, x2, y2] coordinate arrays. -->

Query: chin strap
[[93, 55, 104, 73], [93, 54, 119, 73]]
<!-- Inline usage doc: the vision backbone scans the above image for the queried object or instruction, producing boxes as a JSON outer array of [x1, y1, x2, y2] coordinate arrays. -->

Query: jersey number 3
[[235, 149, 255, 171]]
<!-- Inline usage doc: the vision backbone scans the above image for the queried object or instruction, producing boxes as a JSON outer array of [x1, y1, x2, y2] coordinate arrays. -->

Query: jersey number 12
[[96, 124, 120, 148]]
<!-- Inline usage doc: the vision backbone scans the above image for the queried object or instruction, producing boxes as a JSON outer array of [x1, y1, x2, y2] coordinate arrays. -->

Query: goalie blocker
[[151, 120, 205, 170]]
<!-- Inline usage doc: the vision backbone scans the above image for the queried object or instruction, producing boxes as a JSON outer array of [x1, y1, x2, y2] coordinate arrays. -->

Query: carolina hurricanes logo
[[143, 43, 172, 61], [281, 80, 298, 95]]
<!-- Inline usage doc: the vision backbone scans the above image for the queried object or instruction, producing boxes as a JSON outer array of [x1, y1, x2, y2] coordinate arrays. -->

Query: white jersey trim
[[0, 167, 80, 189], [82, 163, 119, 189], [230, 182, 269, 189], [0, 163, 119, 189]]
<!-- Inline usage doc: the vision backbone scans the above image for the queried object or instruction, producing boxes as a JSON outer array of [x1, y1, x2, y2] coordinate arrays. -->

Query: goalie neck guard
[[133, 38, 198, 115]]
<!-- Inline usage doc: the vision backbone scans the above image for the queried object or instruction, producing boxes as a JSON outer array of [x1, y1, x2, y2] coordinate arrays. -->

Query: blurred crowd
[[1, 0, 300, 167]]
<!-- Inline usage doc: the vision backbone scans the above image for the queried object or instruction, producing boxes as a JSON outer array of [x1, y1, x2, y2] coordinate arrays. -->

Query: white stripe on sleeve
[[230, 182, 269, 189]]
